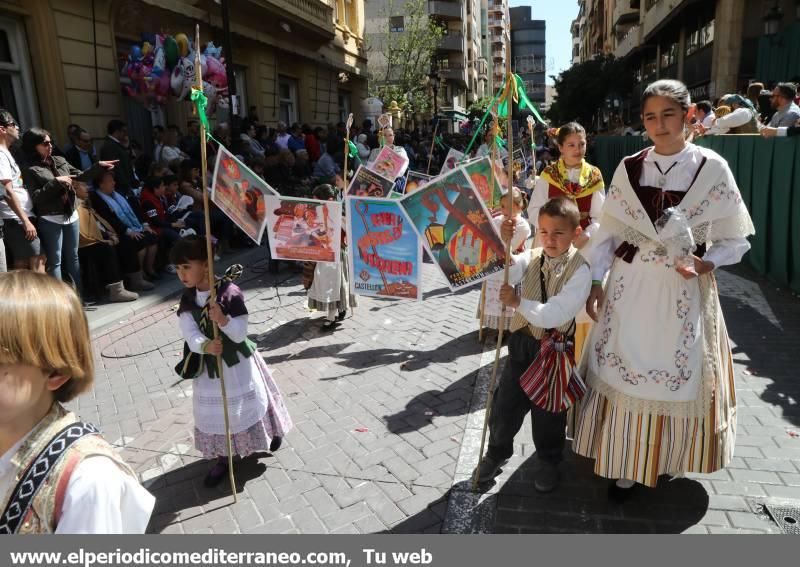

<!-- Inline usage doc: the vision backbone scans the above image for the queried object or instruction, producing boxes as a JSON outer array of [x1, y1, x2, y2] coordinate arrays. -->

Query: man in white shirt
[[695, 101, 715, 128], [275, 121, 291, 149], [696, 94, 759, 135], [767, 83, 800, 127]]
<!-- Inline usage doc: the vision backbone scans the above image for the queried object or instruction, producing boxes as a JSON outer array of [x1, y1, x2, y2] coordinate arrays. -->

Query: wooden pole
[[478, 114, 500, 343], [426, 119, 440, 176], [472, 20, 515, 492], [194, 25, 237, 502]]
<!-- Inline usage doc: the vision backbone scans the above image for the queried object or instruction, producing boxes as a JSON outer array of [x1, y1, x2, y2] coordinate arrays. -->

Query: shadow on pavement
[[146, 453, 272, 534], [389, 451, 710, 534]]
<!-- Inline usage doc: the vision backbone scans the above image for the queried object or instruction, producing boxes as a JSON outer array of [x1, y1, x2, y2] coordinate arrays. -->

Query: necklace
[[654, 160, 679, 188]]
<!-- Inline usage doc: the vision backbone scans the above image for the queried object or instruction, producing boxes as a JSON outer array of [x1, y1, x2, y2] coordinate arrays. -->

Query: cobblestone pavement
[[74, 251, 800, 534]]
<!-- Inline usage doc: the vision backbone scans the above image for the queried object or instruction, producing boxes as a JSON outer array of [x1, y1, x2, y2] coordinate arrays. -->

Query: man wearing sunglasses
[[767, 83, 800, 128]]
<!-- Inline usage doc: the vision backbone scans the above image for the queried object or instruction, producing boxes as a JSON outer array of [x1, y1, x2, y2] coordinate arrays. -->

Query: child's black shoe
[[269, 437, 283, 452]]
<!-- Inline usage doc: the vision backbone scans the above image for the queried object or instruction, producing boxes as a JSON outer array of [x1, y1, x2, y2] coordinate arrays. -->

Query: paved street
[[72, 248, 800, 534]]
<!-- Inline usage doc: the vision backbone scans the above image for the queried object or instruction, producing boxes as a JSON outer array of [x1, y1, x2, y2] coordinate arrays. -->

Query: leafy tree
[[366, 0, 444, 115], [547, 54, 635, 128]]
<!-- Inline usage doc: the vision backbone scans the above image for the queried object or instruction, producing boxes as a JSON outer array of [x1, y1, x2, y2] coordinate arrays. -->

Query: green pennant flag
[[497, 75, 546, 125], [435, 135, 445, 150], [347, 140, 362, 164], [495, 135, 506, 148], [190, 88, 210, 132]]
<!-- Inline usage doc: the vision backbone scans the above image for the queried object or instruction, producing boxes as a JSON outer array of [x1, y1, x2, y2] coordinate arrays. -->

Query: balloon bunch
[[122, 33, 229, 111]]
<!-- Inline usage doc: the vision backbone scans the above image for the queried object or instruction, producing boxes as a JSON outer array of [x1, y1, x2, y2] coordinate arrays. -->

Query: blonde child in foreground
[[0, 271, 154, 533], [473, 198, 591, 492]]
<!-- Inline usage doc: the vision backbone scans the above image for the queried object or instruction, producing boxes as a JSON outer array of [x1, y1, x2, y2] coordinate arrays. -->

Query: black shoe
[[533, 462, 560, 493], [269, 437, 283, 452], [608, 481, 636, 503], [203, 458, 229, 487], [336, 310, 347, 321], [322, 320, 337, 331], [473, 456, 507, 484]]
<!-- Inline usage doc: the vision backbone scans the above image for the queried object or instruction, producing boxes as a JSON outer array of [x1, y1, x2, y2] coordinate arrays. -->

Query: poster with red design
[[346, 197, 422, 301], [462, 156, 505, 213], [367, 146, 409, 180], [346, 165, 394, 198], [405, 171, 433, 195], [263, 195, 342, 263], [440, 148, 465, 174], [211, 146, 277, 244], [400, 167, 506, 291]]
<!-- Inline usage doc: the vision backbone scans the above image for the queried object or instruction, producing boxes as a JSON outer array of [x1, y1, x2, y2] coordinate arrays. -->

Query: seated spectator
[[164, 174, 205, 236], [694, 101, 715, 128], [152, 125, 165, 162], [355, 134, 371, 160], [139, 176, 183, 272], [74, 181, 138, 302], [91, 170, 159, 287], [768, 83, 800, 127], [287, 123, 306, 153], [312, 149, 340, 185], [240, 121, 265, 157], [161, 125, 189, 167], [178, 159, 203, 205]]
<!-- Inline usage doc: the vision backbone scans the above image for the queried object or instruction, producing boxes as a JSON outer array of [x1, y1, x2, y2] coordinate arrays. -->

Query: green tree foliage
[[547, 54, 635, 127], [366, 0, 444, 115]]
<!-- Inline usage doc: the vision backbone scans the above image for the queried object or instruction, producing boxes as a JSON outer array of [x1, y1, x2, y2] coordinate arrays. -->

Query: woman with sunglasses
[[21, 127, 116, 295]]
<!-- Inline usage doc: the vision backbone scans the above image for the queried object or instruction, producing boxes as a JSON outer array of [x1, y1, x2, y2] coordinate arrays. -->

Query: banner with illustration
[[503, 148, 528, 180], [346, 165, 395, 198], [462, 157, 505, 212], [440, 148, 465, 175], [263, 196, 342, 263], [367, 146, 409, 180], [405, 171, 433, 195], [400, 168, 506, 291], [211, 146, 277, 244], [346, 198, 422, 301]]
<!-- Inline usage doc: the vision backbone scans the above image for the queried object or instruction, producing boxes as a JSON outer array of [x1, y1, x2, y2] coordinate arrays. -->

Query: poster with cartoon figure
[[346, 165, 395, 198], [400, 167, 506, 291], [264, 196, 342, 263], [211, 146, 277, 244], [440, 148, 465, 175], [346, 197, 422, 301], [367, 146, 409, 180], [462, 157, 505, 213], [405, 171, 433, 195]]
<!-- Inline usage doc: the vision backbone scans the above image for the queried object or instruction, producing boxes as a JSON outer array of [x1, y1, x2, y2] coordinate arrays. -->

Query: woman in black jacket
[[21, 127, 115, 293]]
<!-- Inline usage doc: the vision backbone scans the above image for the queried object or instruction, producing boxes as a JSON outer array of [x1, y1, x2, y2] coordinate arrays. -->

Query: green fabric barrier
[[593, 135, 800, 293], [756, 23, 800, 84]]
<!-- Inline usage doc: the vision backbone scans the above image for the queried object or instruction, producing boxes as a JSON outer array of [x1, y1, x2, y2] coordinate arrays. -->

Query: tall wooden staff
[[472, 18, 516, 492], [478, 113, 500, 343], [343, 113, 353, 191], [193, 25, 237, 501], [426, 118, 440, 176]]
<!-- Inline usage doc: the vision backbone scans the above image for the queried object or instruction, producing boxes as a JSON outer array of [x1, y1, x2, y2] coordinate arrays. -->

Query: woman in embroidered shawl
[[527, 122, 605, 360], [172, 236, 293, 487], [573, 80, 755, 500]]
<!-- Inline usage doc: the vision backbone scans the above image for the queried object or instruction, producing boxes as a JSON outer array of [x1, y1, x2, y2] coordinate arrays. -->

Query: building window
[[687, 19, 714, 56], [389, 16, 404, 32], [0, 16, 39, 129], [278, 76, 298, 125], [233, 66, 248, 118], [338, 92, 351, 124], [660, 42, 677, 69]]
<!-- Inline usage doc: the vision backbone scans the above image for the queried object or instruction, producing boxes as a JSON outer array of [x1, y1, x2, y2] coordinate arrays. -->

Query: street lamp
[[428, 65, 440, 119], [763, 2, 783, 36]]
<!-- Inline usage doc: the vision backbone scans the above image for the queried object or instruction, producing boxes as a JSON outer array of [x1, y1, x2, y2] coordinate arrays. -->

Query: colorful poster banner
[[367, 146, 409, 180], [405, 171, 433, 195], [440, 148, 465, 174], [462, 157, 505, 212], [264, 196, 342, 263], [400, 168, 507, 291], [346, 165, 395, 198], [211, 146, 277, 243], [346, 197, 422, 301]]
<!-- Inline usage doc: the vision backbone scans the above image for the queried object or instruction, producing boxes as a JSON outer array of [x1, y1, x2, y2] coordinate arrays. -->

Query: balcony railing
[[614, 23, 641, 58], [613, 0, 640, 27], [267, 0, 334, 38], [440, 65, 467, 85], [439, 33, 464, 51], [429, 1, 462, 20]]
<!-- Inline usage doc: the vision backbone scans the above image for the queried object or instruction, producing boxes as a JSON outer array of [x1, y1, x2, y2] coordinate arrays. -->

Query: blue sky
[[509, 0, 580, 85]]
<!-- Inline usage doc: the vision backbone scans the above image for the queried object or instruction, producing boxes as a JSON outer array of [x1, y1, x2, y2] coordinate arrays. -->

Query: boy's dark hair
[[695, 100, 713, 114], [170, 235, 208, 265], [539, 197, 581, 229], [313, 184, 336, 200], [143, 175, 164, 191], [162, 174, 178, 186], [106, 119, 126, 136]]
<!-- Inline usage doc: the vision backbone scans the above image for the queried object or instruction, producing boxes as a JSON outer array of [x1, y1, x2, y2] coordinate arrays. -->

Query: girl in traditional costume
[[0, 271, 153, 533], [573, 80, 754, 501], [173, 236, 293, 487], [306, 184, 357, 330], [477, 187, 531, 333], [527, 122, 605, 360]]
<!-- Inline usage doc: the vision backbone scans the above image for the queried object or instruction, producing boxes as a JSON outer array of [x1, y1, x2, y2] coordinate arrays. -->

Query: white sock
[[616, 478, 636, 489]]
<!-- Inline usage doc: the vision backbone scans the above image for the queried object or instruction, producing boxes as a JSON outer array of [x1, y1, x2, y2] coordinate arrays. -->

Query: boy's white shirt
[[0, 425, 154, 534], [506, 250, 592, 329]]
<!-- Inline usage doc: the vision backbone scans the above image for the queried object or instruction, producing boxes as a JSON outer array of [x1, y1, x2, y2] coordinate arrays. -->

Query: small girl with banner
[[477, 187, 531, 335], [306, 184, 358, 330], [172, 236, 293, 487], [473, 198, 591, 493]]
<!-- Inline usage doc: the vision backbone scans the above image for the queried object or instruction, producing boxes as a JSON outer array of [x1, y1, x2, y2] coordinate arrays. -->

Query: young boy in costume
[[474, 198, 591, 492], [0, 271, 154, 533], [172, 236, 293, 487]]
